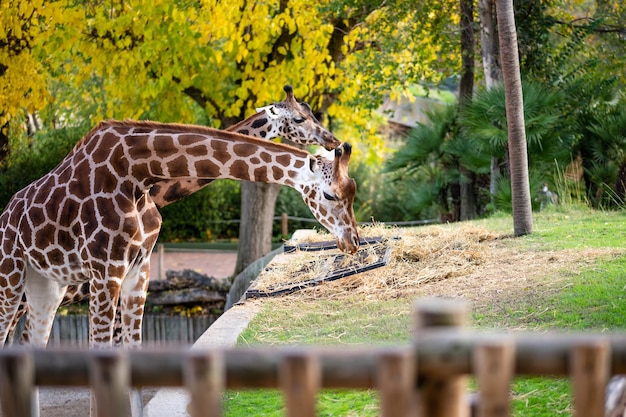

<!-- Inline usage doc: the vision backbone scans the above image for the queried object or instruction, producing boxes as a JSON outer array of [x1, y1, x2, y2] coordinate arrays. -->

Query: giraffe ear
[[309, 156, 319, 173]]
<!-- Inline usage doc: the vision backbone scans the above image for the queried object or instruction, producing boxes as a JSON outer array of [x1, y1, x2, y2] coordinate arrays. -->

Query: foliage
[[0, 0, 60, 128], [159, 180, 241, 242], [0, 125, 82, 210]]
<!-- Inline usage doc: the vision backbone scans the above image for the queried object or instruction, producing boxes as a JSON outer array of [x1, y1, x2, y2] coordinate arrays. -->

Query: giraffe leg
[[0, 259, 26, 346], [23, 268, 67, 347], [22, 269, 66, 417], [119, 260, 151, 417]]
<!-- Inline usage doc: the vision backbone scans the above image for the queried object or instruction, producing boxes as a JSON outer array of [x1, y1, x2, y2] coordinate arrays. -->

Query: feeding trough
[[245, 236, 395, 298]]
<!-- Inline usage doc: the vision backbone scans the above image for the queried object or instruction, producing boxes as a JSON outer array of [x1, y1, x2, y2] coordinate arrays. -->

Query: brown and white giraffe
[[7, 85, 342, 343], [0, 120, 358, 415]]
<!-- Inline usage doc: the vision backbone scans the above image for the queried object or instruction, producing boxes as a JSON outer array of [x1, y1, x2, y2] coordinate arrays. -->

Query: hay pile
[[249, 224, 501, 298]]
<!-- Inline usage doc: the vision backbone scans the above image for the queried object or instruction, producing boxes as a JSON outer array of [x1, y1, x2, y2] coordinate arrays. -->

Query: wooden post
[[414, 298, 469, 417], [158, 243, 165, 280], [571, 340, 610, 417], [280, 351, 320, 417], [0, 350, 35, 417], [474, 338, 515, 417], [89, 350, 129, 417], [281, 213, 288, 239], [378, 348, 417, 417], [184, 351, 225, 417]]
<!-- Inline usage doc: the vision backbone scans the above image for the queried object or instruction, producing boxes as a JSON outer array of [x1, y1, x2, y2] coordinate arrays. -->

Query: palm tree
[[495, 0, 532, 235]]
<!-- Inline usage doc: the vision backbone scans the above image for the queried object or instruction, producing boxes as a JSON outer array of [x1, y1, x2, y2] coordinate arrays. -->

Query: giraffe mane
[[75, 119, 312, 158]]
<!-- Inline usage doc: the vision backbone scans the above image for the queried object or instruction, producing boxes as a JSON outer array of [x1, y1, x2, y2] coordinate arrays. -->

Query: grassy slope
[[225, 208, 626, 416]]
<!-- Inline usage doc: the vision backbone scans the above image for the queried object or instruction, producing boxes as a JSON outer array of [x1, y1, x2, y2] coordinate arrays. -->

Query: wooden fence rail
[[1, 299, 624, 417]]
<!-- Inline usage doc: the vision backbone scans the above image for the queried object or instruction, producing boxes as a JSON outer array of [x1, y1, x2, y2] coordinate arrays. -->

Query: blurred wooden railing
[[1, 299, 624, 417]]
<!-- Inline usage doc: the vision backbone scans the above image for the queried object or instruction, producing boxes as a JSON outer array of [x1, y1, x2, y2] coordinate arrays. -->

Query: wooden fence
[[1, 298, 625, 417], [10, 315, 216, 347]]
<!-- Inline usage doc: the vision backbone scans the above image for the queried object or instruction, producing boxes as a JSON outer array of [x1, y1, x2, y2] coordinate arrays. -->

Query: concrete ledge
[[144, 302, 261, 417]]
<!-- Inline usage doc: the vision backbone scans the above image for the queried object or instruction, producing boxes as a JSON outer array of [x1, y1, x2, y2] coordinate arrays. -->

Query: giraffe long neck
[[149, 113, 287, 207], [91, 121, 312, 191]]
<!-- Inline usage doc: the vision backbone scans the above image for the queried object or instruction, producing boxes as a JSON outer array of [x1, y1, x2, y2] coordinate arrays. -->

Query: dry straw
[[250, 223, 501, 298]]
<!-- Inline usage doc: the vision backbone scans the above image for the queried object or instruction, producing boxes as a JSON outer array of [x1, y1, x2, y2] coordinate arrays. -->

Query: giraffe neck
[[92, 120, 313, 191], [227, 109, 281, 139]]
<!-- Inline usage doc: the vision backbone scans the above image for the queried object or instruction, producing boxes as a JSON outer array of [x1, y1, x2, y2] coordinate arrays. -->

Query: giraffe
[[6, 84, 342, 343], [0, 119, 358, 415]]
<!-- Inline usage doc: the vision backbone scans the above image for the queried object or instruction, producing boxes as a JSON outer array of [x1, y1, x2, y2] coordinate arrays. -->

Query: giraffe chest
[[15, 183, 162, 285]]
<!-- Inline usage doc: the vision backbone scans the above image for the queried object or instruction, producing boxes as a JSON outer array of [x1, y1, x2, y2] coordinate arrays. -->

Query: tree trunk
[[479, 0, 500, 90], [495, 0, 533, 236], [479, 0, 503, 201], [458, 0, 477, 221], [234, 181, 282, 275]]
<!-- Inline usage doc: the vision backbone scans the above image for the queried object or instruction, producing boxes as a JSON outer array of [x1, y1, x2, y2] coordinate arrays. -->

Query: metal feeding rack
[[245, 236, 395, 299]]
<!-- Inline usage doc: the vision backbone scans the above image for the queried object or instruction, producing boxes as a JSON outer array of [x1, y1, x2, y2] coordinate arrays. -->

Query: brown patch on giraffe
[[153, 136, 179, 158], [96, 197, 121, 231], [212, 140, 231, 165], [166, 155, 191, 177], [271, 166, 284, 181], [9, 272, 22, 288], [131, 162, 151, 181], [319, 206, 328, 217], [233, 143, 257, 158], [250, 157, 261, 165], [260, 152, 272, 163], [93, 165, 118, 193], [91, 133, 119, 163], [251, 117, 268, 129], [47, 248, 65, 266], [59, 199, 80, 227], [108, 264, 126, 278], [69, 175, 91, 199], [293, 160, 305, 169], [253, 166, 269, 182], [127, 138, 152, 160], [187, 145, 209, 157], [33, 177, 56, 205], [111, 235, 130, 257], [90, 230, 111, 253], [178, 134, 201, 146], [114, 194, 135, 213], [194, 159, 221, 177], [276, 154, 291, 167], [230, 160, 251, 180], [150, 160, 164, 176], [29, 206, 46, 228], [162, 182, 191, 202], [110, 145, 130, 178], [57, 230, 75, 252], [34, 224, 55, 249]]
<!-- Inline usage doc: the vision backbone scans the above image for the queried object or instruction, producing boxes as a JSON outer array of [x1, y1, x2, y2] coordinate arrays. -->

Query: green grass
[[224, 208, 626, 416]]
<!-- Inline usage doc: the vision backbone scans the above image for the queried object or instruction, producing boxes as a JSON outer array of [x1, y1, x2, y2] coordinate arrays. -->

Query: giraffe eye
[[323, 191, 338, 201], [294, 116, 305, 124]]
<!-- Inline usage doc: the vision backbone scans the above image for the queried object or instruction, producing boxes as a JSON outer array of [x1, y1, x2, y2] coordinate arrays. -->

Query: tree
[[458, 0, 477, 220], [495, 0, 532, 235], [30, 0, 461, 271], [0, 0, 60, 161]]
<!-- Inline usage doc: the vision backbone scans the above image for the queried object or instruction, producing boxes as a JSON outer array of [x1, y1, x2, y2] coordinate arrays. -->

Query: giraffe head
[[302, 142, 360, 254], [256, 85, 340, 151]]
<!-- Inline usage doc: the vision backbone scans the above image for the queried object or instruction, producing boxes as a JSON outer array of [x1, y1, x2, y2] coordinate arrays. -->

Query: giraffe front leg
[[0, 260, 26, 346], [23, 268, 67, 347], [120, 259, 151, 417]]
